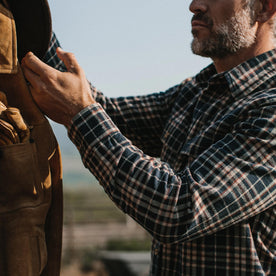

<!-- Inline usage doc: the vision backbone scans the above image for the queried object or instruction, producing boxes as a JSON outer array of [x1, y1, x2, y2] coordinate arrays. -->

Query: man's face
[[190, 0, 257, 59]]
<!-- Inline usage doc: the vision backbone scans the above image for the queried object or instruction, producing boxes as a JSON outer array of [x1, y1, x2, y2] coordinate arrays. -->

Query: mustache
[[191, 13, 213, 26]]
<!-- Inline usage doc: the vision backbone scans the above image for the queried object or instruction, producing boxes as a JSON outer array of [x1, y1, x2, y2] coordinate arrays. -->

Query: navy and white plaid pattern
[[45, 33, 276, 275], [43, 33, 67, 72]]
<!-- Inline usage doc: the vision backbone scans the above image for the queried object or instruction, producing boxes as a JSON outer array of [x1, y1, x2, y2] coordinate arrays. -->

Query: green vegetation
[[62, 187, 151, 273], [79, 248, 98, 273], [105, 238, 151, 252], [63, 187, 126, 225]]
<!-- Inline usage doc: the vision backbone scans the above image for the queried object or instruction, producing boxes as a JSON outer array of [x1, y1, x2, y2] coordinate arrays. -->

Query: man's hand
[[21, 48, 95, 126]]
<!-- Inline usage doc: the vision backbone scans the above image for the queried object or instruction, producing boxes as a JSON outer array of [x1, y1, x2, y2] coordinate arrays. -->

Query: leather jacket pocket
[[0, 142, 42, 213]]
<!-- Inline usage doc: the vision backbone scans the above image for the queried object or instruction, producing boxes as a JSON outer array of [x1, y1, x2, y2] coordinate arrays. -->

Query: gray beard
[[191, 8, 256, 59]]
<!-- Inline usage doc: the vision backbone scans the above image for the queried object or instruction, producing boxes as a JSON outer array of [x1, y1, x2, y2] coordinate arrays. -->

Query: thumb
[[56, 47, 81, 74], [22, 52, 52, 76]]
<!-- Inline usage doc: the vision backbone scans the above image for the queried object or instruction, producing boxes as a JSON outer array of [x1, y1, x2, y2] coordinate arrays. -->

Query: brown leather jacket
[[0, 2, 63, 275]]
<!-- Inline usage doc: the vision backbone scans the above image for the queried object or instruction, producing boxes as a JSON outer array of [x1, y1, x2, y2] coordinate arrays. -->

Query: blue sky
[[47, 0, 211, 97], [46, 0, 212, 186]]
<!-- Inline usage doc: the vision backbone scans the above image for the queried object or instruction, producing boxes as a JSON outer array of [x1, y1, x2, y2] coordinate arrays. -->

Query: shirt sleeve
[[43, 32, 67, 72], [43, 33, 186, 156], [68, 92, 276, 244], [90, 85, 181, 156]]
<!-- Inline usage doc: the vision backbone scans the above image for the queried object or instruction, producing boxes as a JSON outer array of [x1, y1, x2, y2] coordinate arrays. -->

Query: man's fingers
[[22, 52, 52, 76], [21, 66, 42, 92], [56, 47, 80, 74]]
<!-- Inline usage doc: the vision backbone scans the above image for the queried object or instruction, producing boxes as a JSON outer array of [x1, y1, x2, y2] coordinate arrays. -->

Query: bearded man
[[22, 0, 276, 274]]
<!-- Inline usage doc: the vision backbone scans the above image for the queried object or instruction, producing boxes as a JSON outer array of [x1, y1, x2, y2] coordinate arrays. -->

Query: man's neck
[[213, 38, 275, 73], [213, 47, 271, 73]]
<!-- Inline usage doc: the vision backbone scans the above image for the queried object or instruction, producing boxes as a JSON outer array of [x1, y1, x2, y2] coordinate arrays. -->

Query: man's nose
[[189, 0, 208, 14]]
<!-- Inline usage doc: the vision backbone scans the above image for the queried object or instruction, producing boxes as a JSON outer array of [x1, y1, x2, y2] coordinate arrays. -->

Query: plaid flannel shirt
[[45, 33, 276, 275]]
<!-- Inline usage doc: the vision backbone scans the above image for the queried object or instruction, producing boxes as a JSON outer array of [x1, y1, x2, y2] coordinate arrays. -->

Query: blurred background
[[46, 1, 211, 275]]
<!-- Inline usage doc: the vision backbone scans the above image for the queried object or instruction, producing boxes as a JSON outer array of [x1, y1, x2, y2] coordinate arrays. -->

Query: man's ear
[[256, 0, 276, 22]]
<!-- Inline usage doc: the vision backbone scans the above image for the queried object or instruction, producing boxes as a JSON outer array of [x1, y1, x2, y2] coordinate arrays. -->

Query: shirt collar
[[195, 48, 276, 99]]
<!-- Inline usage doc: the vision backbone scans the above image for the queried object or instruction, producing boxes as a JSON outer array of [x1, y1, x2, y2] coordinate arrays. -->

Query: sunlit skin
[[190, 0, 244, 39], [21, 48, 95, 126], [189, 0, 276, 72], [21, 0, 276, 126], [190, 0, 236, 39]]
